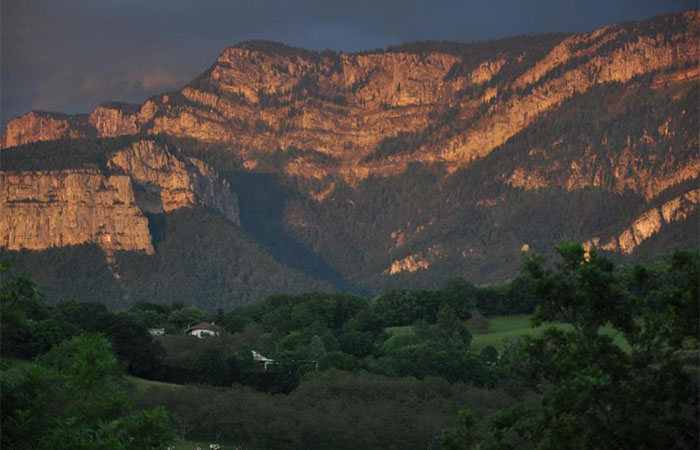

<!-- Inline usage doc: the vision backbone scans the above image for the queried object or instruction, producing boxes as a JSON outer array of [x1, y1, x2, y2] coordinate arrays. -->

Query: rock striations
[[584, 189, 700, 254], [1, 10, 698, 281], [3, 11, 697, 191], [1, 140, 239, 255]]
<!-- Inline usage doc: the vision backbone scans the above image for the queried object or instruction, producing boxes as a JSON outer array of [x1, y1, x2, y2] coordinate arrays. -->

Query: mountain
[[1, 11, 698, 309]]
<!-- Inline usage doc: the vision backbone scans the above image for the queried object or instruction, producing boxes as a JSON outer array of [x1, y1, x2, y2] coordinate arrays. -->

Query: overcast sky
[[1, 0, 695, 130]]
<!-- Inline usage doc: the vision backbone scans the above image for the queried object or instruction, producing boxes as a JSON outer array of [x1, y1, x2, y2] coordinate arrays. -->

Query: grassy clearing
[[385, 315, 632, 353], [125, 375, 182, 392], [470, 316, 571, 352]]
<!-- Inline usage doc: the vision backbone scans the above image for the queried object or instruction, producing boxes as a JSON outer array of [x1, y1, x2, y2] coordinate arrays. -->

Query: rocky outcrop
[[0, 170, 153, 253], [1, 111, 92, 148], [387, 245, 443, 275], [3, 11, 696, 196], [89, 103, 141, 137], [1, 11, 697, 269], [438, 14, 699, 165], [505, 138, 700, 201], [389, 253, 430, 274], [1, 140, 239, 254], [584, 188, 699, 254], [107, 140, 239, 224]]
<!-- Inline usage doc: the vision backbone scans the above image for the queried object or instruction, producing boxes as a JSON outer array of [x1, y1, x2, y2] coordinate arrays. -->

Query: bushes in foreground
[[134, 370, 520, 450]]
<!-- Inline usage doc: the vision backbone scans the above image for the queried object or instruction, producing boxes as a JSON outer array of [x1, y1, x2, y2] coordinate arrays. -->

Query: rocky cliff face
[[4, 12, 697, 191], [585, 189, 699, 254], [1, 10, 697, 271], [1, 140, 239, 254], [107, 140, 239, 223], [1, 170, 153, 253], [1, 111, 94, 148], [89, 103, 142, 138]]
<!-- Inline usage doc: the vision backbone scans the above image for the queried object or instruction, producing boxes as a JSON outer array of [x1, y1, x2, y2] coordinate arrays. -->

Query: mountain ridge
[[1, 10, 698, 308]]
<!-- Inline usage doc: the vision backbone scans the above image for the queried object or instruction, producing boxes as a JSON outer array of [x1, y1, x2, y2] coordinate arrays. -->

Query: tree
[[475, 242, 699, 449], [2, 334, 175, 450], [126, 307, 165, 329], [102, 313, 165, 377], [441, 409, 478, 450], [168, 306, 207, 329], [197, 346, 240, 387], [437, 305, 462, 335], [0, 264, 175, 449], [441, 277, 476, 320], [319, 351, 358, 371], [0, 260, 53, 358], [338, 331, 374, 358], [53, 300, 165, 377]]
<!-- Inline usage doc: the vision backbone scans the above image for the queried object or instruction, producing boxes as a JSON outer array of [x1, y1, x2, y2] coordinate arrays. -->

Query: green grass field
[[471, 316, 571, 351], [386, 315, 632, 352], [125, 375, 182, 392]]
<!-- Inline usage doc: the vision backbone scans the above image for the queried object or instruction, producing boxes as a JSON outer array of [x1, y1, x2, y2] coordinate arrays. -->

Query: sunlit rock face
[[0, 170, 154, 254], [3, 11, 697, 189], [1, 140, 239, 254], [1, 111, 93, 148], [89, 103, 141, 138], [584, 189, 699, 254], [106, 140, 239, 223], [1, 11, 697, 264]]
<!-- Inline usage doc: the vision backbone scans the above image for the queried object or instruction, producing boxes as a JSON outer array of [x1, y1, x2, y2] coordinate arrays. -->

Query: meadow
[[387, 315, 631, 352]]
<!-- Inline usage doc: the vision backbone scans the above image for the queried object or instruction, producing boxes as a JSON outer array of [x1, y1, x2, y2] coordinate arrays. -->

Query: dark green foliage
[[441, 409, 479, 450], [126, 301, 170, 329], [339, 330, 374, 357], [318, 351, 358, 371], [0, 245, 124, 307], [0, 135, 153, 171], [135, 371, 517, 450], [372, 278, 475, 327], [114, 207, 335, 310], [231, 292, 369, 337], [0, 261, 165, 377], [472, 277, 538, 317], [1, 336, 175, 450], [635, 250, 699, 351], [0, 267, 175, 448], [167, 306, 207, 329], [0, 260, 78, 359], [52, 300, 166, 378], [373, 290, 445, 326], [473, 243, 699, 449], [210, 288, 501, 389], [195, 346, 242, 387]]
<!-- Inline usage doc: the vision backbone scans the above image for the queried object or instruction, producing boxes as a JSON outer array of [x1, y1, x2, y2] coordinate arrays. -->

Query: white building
[[185, 322, 221, 338]]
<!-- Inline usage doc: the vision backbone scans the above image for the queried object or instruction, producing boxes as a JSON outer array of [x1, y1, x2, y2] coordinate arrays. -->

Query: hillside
[[1, 10, 698, 308]]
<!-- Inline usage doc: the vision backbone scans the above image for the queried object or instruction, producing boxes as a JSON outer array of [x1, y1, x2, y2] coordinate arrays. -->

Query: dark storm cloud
[[1, 0, 696, 129]]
